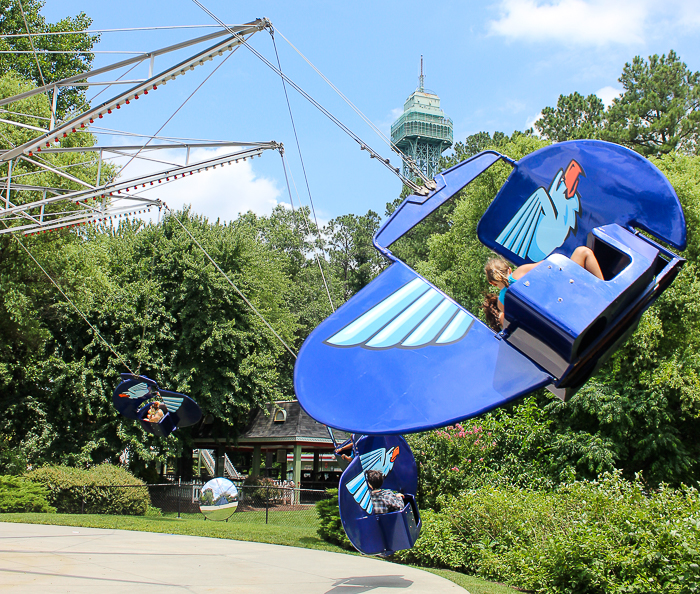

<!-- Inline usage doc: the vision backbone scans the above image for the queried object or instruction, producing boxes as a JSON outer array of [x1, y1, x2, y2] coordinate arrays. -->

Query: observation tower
[[391, 58, 453, 180]]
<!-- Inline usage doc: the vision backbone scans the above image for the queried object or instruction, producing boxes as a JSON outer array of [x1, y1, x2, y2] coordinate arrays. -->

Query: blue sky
[[43, 0, 700, 225]]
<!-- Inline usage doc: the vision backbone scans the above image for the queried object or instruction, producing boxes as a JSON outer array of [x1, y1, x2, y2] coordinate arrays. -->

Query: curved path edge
[[0, 522, 465, 593]]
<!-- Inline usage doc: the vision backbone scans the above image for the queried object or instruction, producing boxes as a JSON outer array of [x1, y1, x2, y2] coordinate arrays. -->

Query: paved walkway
[[0, 522, 463, 593]]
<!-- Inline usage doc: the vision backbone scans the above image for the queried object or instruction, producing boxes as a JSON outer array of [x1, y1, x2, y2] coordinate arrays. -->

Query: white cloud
[[525, 111, 543, 131], [488, 0, 648, 46], [595, 85, 622, 107], [108, 146, 282, 224], [377, 106, 405, 138]]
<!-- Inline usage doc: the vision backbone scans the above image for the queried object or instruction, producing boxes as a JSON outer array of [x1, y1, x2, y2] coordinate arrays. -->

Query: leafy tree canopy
[[605, 50, 700, 155], [537, 50, 700, 156], [324, 210, 383, 301], [0, 0, 98, 117], [535, 92, 605, 142]]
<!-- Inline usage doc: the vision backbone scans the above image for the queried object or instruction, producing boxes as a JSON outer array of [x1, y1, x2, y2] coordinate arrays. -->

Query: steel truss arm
[[0, 20, 269, 162], [0, 20, 267, 107], [0, 143, 280, 235]]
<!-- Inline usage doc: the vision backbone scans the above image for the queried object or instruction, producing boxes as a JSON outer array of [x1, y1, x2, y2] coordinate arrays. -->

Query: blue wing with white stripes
[[325, 277, 473, 349], [294, 260, 552, 435], [346, 468, 373, 513], [495, 188, 545, 259]]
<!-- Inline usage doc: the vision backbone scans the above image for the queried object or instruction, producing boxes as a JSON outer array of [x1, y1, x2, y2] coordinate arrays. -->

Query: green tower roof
[[391, 62, 453, 179]]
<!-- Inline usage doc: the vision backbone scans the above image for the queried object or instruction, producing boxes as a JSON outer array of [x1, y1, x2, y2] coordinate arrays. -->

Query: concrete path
[[0, 522, 463, 593]]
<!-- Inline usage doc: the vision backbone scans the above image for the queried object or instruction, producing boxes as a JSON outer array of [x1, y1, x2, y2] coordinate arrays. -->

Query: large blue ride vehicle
[[294, 140, 686, 435]]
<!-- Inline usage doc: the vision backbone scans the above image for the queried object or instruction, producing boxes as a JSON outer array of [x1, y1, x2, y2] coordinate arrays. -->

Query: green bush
[[25, 463, 150, 515], [316, 488, 352, 550], [398, 472, 700, 593], [406, 397, 578, 509], [0, 475, 55, 513], [394, 508, 468, 569], [242, 475, 281, 501]]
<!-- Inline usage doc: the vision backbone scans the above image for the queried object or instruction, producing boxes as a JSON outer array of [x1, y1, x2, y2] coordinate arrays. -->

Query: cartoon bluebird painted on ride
[[496, 160, 584, 262], [345, 445, 400, 514]]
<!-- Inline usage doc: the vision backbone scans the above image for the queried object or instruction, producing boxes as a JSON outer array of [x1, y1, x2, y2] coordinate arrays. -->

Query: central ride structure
[[294, 139, 686, 436]]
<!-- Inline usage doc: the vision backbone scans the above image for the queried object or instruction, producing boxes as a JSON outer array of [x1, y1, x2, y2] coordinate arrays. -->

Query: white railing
[[197, 449, 216, 476], [224, 454, 241, 479], [195, 449, 242, 480]]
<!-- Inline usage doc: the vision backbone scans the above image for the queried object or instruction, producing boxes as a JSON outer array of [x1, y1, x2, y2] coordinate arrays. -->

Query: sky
[[42, 0, 700, 226]]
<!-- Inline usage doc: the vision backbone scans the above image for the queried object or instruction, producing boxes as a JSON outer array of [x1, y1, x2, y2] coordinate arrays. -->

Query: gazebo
[[193, 400, 348, 489]]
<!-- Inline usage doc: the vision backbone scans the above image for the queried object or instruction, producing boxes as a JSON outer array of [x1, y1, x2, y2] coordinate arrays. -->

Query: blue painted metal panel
[[295, 260, 552, 435], [338, 435, 421, 556], [477, 140, 686, 266], [113, 373, 202, 438], [375, 151, 508, 251]]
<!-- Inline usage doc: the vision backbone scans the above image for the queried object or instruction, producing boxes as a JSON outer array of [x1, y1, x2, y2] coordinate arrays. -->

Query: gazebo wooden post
[[252, 444, 262, 477], [293, 444, 302, 503], [312, 450, 320, 482]]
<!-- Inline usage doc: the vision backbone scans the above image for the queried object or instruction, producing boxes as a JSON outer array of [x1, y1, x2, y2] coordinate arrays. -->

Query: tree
[[535, 92, 605, 142], [325, 210, 383, 301], [604, 51, 700, 155], [448, 131, 509, 162], [0, 0, 98, 117]]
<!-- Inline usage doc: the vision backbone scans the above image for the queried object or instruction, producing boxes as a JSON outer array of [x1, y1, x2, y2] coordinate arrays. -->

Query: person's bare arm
[[512, 262, 539, 280]]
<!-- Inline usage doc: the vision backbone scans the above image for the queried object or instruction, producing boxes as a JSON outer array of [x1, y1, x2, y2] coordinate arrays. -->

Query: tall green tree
[[605, 51, 700, 155], [535, 92, 605, 142], [325, 210, 383, 301], [1, 208, 302, 477]]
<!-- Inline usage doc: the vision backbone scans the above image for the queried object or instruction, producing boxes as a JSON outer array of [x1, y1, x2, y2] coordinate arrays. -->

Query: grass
[[0, 511, 344, 552], [418, 568, 525, 594], [1, 512, 522, 593]]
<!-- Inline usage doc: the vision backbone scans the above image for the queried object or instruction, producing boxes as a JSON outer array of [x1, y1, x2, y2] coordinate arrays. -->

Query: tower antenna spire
[[419, 55, 424, 92]]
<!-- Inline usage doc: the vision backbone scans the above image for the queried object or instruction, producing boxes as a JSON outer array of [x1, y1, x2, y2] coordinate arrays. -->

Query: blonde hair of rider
[[484, 258, 510, 286]]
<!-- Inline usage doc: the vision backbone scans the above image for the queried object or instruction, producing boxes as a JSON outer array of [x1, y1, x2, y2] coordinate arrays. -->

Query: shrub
[[406, 397, 572, 509], [25, 463, 150, 515], [394, 508, 468, 569], [241, 475, 281, 502], [399, 472, 700, 593], [316, 488, 352, 550], [0, 475, 55, 513]]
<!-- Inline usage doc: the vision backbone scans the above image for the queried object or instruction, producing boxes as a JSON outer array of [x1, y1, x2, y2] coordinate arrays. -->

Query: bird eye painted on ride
[[496, 160, 584, 262]]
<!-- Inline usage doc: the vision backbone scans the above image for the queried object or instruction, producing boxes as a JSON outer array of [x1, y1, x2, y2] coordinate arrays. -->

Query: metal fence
[[44, 482, 332, 527]]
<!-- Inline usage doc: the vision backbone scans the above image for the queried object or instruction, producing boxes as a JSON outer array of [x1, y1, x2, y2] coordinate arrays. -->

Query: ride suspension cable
[[278, 151, 335, 312], [271, 34, 335, 312], [272, 26, 430, 185]]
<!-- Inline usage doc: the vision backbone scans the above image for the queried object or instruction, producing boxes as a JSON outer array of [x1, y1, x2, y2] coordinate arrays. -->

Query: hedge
[[0, 475, 55, 513], [316, 489, 352, 550], [395, 472, 700, 594], [25, 464, 150, 515]]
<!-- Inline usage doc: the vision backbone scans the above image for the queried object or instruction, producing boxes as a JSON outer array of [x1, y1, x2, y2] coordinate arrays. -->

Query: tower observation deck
[[391, 60, 453, 180]]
